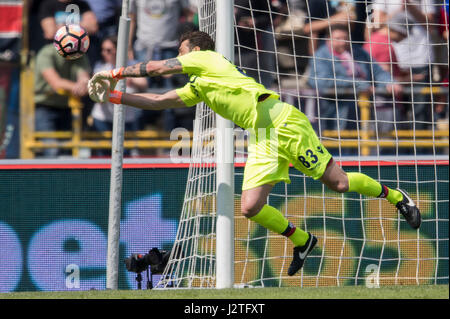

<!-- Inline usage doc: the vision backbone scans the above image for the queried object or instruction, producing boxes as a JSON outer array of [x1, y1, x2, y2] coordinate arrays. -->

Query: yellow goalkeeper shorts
[[242, 101, 332, 191]]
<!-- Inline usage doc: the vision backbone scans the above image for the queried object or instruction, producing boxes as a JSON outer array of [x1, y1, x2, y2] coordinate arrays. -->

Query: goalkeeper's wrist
[[109, 90, 123, 104], [110, 67, 125, 80]]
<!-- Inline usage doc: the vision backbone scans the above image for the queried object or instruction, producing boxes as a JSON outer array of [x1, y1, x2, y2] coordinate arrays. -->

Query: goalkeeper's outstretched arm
[[122, 58, 183, 77], [113, 89, 187, 110], [92, 58, 183, 82], [88, 57, 187, 109]]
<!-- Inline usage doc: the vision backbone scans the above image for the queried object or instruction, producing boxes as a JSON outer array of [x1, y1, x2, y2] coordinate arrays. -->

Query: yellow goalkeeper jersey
[[175, 50, 279, 129]]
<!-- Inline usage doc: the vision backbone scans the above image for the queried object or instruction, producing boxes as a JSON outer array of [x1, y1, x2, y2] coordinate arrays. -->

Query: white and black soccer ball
[[53, 24, 90, 60]]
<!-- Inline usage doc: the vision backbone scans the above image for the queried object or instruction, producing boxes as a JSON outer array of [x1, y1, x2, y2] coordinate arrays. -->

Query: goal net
[[157, 0, 449, 288]]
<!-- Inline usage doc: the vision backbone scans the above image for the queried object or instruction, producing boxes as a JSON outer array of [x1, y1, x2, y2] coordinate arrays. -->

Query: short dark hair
[[102, 35, 118, 48], [179, 31, 215, 51]]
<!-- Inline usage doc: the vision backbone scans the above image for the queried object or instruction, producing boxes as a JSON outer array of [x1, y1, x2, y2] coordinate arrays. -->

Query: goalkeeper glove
[[87, 78, 123, 104], [88, 78, 110, 103], [108, 90, 123, 104], [88, 67, 126, 104]]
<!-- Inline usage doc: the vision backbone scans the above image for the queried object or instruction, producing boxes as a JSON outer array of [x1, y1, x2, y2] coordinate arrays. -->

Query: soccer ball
[[53, 24, 90, 60]]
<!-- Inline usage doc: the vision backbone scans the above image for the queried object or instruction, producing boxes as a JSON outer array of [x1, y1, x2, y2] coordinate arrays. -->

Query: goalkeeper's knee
[[323, 176, 349, 193], [241, 201, 265, 218], [319, 159, 350, 193]]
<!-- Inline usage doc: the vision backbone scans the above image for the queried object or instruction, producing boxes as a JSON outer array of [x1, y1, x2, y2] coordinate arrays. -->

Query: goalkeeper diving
[[88, 31, 421, 276]]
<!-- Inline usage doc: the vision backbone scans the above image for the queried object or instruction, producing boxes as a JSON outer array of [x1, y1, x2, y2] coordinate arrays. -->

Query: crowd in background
[[28, 0, 198, 157], [17, 0, 450, 157]]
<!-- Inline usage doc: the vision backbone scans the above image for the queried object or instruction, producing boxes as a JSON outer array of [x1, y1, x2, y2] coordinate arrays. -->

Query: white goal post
[[214, 0, 236, 289]]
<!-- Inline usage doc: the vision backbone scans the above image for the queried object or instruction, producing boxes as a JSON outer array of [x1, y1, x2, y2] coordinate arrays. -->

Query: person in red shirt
[[364, 13, 418, 81], [363, 13, 416, 153]]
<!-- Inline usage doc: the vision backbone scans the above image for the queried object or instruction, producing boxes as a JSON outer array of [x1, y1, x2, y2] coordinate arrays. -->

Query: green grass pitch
[[1, 285, 448, 299]]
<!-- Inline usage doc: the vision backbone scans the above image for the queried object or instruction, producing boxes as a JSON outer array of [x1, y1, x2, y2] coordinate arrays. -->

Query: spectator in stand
[[436, 0, 449, 83], [302, 0, 357, 56], [128, 0, 194, 133], [34, 42, 91, 158], [368, 0, 437, 131], [84, 0, 121, 39], [84, 0, 122, 65], [234, 0, 282, 89], [435, 0, 449, 136], [364, 13, 416, 81], [307, 24, 402, 154], [274, 0, 310, 81], [89, 36, 147, 157], [128, 0, 192, 82], [363, 13, 415, 139], [439, 0, 449, 38]]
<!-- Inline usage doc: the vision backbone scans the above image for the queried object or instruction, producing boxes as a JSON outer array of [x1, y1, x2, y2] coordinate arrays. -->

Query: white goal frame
[[215, 0, 235, 289]]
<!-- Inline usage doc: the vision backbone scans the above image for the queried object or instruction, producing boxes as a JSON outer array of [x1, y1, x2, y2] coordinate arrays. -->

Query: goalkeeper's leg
[[241, 184, 308, 247], [320, 159, 421, 229], [241, 184, 317, 276]]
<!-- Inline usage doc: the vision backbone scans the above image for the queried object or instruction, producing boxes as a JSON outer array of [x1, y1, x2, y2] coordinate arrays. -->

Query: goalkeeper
[[88, 31, 421, 276]]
